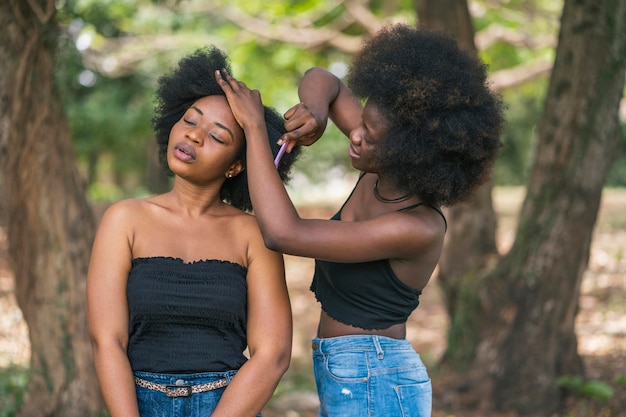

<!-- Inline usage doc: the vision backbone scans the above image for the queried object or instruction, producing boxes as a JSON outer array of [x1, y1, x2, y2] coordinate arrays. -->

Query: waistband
[[133, 370, 236, 398], [312, 335, 413, 353], [134, 376, 227, 397]]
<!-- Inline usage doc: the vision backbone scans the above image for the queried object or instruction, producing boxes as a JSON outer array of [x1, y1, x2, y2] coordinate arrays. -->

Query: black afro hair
[[152, 46, 300, 212], [347, 24, 505, 207]]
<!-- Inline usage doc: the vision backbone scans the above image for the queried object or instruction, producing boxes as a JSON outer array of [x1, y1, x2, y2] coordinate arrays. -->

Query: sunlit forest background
[[52, 0, 624, 201], [1, 0, 625, 416]]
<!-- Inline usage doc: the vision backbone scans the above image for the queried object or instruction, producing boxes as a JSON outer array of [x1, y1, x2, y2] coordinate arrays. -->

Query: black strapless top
[[126, 256, 248, 373]]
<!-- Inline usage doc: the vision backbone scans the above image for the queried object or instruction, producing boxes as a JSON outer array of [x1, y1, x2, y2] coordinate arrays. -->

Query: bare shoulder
[[228, 209, 264, 240], [385, 203, 447, 256], [98, 198, 151, 225], [409, 204, 446, 238]]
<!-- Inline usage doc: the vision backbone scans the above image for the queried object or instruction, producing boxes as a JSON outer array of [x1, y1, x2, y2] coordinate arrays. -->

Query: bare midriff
[[317, 310, 406, 339]]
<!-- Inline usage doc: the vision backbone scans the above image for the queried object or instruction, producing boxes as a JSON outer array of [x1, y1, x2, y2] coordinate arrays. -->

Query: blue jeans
[[312, 335, 432, 417], [134, 370, 261, 417]]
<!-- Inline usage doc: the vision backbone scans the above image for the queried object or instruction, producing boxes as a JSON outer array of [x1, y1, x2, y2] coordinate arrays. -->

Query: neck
[[373, 177, 412, 204], [168, 178, 225, 216]]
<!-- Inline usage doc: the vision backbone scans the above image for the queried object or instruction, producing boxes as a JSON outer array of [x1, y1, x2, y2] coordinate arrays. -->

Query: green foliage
[[0, 365, 28, 417], [557, 375, 615, 403], [53, 0, 624, 199]]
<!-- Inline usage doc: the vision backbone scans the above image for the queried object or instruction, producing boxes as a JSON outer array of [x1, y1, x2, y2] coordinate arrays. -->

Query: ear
[[225, 159, 244, 178]]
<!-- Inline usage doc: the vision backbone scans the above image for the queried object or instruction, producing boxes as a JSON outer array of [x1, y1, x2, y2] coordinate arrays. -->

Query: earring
[[227, 173, 232, 178]]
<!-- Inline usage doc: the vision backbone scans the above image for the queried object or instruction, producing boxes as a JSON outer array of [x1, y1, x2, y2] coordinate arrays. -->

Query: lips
[[348, 144, 360, 159], [173, 141, 196, 162]]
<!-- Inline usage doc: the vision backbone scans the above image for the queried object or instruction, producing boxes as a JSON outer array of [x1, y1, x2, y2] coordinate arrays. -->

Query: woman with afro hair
[[218, 23, 504, 417], [87, 46, 299, 417]]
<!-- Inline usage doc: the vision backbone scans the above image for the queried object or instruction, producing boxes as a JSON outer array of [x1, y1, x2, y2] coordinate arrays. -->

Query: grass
[[0, 365, 27, 417]]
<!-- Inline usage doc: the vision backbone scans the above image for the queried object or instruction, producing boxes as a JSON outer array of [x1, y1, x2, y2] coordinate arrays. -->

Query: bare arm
[[87, 202, 139, 417], [210, 219, 292, 416], [279, 67, 363, 151], [216, 70, 440, 264]]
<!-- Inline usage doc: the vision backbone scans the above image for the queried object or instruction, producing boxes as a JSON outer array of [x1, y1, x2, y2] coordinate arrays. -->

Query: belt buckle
[[165, 384, 192, 397]]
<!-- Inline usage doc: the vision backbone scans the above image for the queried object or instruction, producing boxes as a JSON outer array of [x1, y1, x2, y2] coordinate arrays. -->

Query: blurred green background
[[53, 0, 625, 203]]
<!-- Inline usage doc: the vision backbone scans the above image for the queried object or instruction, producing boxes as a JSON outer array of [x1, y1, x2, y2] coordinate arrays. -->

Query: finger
[[215, 69, 229, 87], [276, 139, 296, 154], [279, 130, 302, 145], [286, 140, 297, 153], [219, 69, 247, 90], [283, 117, 306, 135], [283, 105, 298, 120], [284, 109, 314, 131]]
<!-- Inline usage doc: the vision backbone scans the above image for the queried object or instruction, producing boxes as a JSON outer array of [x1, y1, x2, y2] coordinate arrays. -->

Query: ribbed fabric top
[[127, 257, 248, 373], [311, 256, 422, 330], [309, 175, 441, 330]]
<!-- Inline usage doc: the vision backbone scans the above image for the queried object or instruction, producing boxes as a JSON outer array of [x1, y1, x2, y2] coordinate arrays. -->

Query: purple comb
[[274, 142, 288, 167]]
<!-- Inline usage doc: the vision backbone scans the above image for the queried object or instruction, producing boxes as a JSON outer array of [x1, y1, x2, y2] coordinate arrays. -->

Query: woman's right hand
[[278, 102, 327, 153], [215, 69, 266, 133]]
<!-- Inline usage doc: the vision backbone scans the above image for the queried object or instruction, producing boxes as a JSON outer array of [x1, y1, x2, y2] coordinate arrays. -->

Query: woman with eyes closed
[[218, 24, 504, 417], [87, 46, 299, 417]]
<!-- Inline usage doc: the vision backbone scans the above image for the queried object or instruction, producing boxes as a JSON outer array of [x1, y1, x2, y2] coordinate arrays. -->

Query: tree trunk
[[466, 0, 626, 414], [415, 0, 500, 361], [0, 1, 103, 415]]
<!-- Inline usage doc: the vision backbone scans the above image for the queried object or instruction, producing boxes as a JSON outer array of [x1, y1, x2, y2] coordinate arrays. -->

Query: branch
[[80, 34, 219, 76], [476, 23, 556, 50], [343, 0, 383, 34], [489, 59, 553, 92], [221, 7, 360, 52], [79, 2, 556, 91], [218, 6, 363, 52], [26, 0, 55, 24]]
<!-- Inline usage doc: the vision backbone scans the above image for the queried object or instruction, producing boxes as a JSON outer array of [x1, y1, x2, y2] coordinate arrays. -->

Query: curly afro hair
[[347, 24, 505, 207], [152, 46, 300, 212]]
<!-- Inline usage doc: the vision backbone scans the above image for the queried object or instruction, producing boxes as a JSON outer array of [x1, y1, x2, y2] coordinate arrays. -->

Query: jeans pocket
[[325, 351, 369, 381], [394, 381, 432, 417]]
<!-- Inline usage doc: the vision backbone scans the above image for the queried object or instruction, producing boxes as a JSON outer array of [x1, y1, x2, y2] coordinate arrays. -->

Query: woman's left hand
[[216, 69, 265, 132], [278, 102, 327, 153]]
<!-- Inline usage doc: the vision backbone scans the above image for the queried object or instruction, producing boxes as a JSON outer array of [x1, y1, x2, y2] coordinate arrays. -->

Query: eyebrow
[[190, 106, 204, 116], [189, 106, 235, 140]]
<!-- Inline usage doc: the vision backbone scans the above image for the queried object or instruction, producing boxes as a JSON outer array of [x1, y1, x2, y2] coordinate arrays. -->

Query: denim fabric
[[312, 335, 432, 417], [134, 370, 261, 417]]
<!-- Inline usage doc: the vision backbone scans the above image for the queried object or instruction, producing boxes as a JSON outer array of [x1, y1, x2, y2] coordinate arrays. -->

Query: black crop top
[[126, 257, 248, 373], [310, 176, 446, 330]]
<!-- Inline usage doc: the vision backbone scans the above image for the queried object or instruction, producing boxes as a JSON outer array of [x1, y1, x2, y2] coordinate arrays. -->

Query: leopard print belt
[[134, 376, 229, 397]]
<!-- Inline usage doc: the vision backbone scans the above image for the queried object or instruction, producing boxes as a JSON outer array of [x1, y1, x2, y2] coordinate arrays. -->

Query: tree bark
[[467, 0, 626, 414], [414, 0, 500, 356], [0, 1, 103, 415]]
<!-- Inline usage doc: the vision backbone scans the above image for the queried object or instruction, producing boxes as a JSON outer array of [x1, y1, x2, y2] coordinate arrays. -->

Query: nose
[[186, 126, 203, 145], [349, 126, 362, 145]]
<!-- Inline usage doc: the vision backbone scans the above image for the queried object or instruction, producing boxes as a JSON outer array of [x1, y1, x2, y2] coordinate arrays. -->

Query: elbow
[[262, 233, 297, 255], [267, 348, 291, 382], [275, 348, 291, 376], [262, 234, 283, 253], [89, 332, 128, 360], [250, 341, 292, 379], [260, 225, 295, 253]]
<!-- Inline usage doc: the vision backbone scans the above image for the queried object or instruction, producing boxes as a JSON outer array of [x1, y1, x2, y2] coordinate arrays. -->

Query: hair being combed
[[347, 24, 505, 207], [152, 46, 300, 212]]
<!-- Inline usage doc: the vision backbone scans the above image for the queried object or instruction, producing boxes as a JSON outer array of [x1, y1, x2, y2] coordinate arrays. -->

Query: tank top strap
[[398, 202, 448, 231], [333, 172, 367, 220]]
